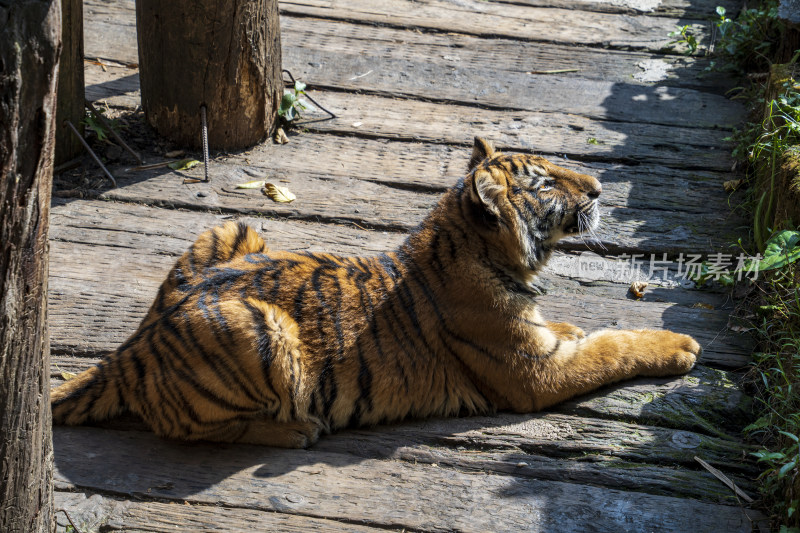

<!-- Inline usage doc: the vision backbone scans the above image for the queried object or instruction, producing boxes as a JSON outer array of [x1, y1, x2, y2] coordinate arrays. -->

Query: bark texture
[[135, 0, 282, 150], [0, 0, 60, 531], [54, 0, 85, 165]]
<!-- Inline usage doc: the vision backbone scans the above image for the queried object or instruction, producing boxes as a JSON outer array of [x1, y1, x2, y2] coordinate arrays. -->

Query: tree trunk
[[135, 0, 282, 150], [54, 0, 85, 165], [0, 1, 60, 532]]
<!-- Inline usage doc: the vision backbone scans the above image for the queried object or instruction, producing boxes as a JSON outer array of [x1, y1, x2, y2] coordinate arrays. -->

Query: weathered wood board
[[484, 0, 740, 17], [278, 0, 713, 52], [84, 0, 740, 119], [53, 427, 755, 532], [49, 0, 761, 529]]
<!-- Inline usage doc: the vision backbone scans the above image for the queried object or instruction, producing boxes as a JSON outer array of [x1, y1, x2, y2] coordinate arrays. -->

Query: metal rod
[[65, 120, 117, 188], [200, 105, 209, 182], [85, 100, 143, 164], [57, 509, 84, 533]]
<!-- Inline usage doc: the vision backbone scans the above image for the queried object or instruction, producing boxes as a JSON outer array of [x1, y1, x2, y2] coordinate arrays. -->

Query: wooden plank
[[83, 0, 739, 122], [278, 0, 712, 53], [559, 364, 753, 438], [87, 161, 742, 255], [83, 60, 739, 170], [85, 0, 714, 54], [48, 198, 751, 366], [86, 2, 730, 92], [114, 130, 735, 218], [83, 66, 736, 170], [54, 491, 387, 532], [485, 0, 740, 17], [53, 426, 754, 532], [280, 20, 741, 122], [47, 403, 755, 501], [296, 90, 735, 168]]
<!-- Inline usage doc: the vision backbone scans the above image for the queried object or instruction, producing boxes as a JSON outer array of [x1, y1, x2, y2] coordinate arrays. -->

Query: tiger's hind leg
[[135, 297, 319, 446]]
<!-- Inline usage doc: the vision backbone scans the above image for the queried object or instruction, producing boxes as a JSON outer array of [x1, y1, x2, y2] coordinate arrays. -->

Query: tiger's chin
[[561, 205, 600, 238]]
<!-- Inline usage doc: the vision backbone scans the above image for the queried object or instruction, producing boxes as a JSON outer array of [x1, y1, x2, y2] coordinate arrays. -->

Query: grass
[[711, 2, 800, 529], [745, 259, 800, 530]]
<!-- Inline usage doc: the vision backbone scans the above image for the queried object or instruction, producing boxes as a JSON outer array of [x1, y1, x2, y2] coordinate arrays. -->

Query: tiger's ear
[[468, 137, 495, 171], [471, 169, 506, 218]]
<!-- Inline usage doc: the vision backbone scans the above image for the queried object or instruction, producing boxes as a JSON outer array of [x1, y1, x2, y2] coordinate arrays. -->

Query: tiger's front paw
[[637, 330, 700, 377], [547, 321, 586, 341]]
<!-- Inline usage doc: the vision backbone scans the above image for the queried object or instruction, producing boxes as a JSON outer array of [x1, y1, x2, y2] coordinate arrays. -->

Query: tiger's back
[[52, 138, 700, 447]]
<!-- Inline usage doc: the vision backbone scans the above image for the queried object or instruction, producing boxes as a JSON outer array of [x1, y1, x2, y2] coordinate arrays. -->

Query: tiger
[[51, 137, 700, 448]]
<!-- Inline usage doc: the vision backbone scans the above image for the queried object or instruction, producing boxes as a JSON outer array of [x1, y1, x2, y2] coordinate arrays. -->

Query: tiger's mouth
[[563, 202, 600, 236]]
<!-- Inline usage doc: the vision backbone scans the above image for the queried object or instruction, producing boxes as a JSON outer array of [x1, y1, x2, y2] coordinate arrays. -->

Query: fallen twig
[[694, 456, 754, 503]]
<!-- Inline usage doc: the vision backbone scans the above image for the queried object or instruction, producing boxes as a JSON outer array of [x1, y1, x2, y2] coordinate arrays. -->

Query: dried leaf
[[629, 281, 648, 298], [263, 183, 296, 203], [235, 180, 267, 189], [165, 149, 185, 158], [728, 324, 751, 333], [274, 127, 289, 144], [692, 302, 714, 310], [168, 158, 200, 171], [61, 371, 78, 381], [723, 179, 742, 192]]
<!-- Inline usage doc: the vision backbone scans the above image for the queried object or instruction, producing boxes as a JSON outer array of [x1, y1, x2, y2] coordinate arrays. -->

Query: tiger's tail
[[51, 354, 127, 426]]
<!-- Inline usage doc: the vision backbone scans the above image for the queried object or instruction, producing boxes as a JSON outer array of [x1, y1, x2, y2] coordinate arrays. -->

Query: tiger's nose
[[587, 182, 602, 199]]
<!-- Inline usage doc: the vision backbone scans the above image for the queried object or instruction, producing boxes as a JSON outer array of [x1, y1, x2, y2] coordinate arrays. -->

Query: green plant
[[667, 25, 699, 55], [82, 107, 122, 143], [711, 2, 785, 72], [744, 256, 800, 528], [278, 81, 311, 124], [745, 80, 800, 250]]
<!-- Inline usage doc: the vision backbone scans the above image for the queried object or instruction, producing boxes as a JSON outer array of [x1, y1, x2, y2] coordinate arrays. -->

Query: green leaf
[[716, 6, 726, 16], [779, 430, 800, 443], [753, 450, 786, 461], [743, 416, 771, 432], [750, 230, 800, 271], [278, 92, 297, 116], [294, 81, 307, 93], [168, 158, 201, 171], [778, 459, 797, 479]]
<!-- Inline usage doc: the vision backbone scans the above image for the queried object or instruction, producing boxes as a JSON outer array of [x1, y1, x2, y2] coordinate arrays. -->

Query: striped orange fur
[[51, 138, 699, 447]]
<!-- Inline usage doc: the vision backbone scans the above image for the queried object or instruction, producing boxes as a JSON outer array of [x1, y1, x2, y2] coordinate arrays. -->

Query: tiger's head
[[463, 137, 602, 272]]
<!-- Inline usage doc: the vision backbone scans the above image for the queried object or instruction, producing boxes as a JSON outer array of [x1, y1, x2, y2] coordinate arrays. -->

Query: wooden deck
[[51, 0, 763, 530]]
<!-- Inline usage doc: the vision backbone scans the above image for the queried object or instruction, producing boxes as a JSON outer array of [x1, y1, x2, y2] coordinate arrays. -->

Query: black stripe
[[406, 255, 503, 364], [155, 327, 263, 415], [230, 222, 250, 259], [242, 300, 283, 413], [311, 266, 343, 420], [169, 312, 264, 405]]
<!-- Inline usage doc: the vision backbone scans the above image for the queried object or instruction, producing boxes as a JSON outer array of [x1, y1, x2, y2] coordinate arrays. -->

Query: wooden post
[[135, 0, 282, 150], [54, 0, 85, 165], [777, 0, 800, 63], [0, 0, 59, 532]]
